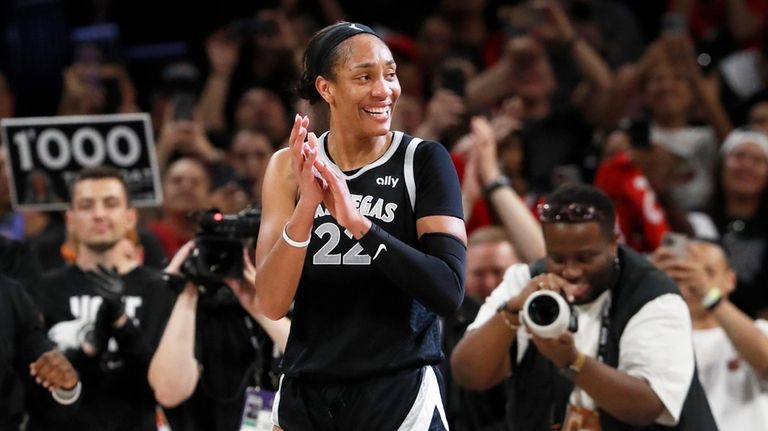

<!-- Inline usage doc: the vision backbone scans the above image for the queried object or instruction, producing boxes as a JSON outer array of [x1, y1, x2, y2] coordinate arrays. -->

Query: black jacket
[[29, 265, 174, 431]]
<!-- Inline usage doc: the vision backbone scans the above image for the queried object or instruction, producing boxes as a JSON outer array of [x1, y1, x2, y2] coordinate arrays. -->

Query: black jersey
[[281, 131, 463, 381], [29, 265, 175, 431]]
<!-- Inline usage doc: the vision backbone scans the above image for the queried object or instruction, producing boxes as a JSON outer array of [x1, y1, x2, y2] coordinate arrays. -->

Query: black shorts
[[271, 365, 449, 431]]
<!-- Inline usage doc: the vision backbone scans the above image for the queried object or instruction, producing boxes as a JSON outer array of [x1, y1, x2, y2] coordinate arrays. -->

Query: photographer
[[148, 240, 289, 430], [451, 184, 717, 431]]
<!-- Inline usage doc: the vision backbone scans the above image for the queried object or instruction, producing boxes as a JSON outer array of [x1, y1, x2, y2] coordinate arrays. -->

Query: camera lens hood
[[521, 290, 571, 339]]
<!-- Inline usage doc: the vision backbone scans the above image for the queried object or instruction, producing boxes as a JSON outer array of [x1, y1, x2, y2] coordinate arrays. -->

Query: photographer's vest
[[507, 245, 717, 431]]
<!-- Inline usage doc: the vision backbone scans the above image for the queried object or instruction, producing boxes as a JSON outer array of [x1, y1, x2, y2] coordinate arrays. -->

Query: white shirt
[[468, 263, 695, 426], [693, 320, 768, 431]]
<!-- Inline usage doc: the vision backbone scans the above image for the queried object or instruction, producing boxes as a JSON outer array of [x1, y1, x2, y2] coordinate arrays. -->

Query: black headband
[[307, 22, 379, 76]]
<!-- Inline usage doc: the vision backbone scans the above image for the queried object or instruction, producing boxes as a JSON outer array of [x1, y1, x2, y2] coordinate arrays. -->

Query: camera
[[520, 290, 578, 338], [182, 206, 261, 292]]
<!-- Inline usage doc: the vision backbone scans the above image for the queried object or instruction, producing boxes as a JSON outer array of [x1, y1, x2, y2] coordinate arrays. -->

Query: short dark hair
[[544, 184, 616, 238], [70, 166, 130, 207]]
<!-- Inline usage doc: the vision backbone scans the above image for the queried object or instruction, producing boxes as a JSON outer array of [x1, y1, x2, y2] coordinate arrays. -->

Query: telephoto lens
[[520, 290, 577, 338]]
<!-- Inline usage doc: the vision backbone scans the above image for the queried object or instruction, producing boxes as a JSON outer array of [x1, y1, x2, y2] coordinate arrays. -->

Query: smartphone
[[627, 117, 651, 149], [173, 92, 196, 121], [662, 232, 689, 257]]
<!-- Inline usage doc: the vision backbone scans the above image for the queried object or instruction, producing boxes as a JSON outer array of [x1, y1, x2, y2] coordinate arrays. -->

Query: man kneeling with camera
[[149, 208, 290, 431], [451, 184, 717, 431]]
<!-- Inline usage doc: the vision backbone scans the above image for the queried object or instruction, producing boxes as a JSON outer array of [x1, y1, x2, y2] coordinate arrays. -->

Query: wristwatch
[[484, 175, 511, 196], [560, 351, 586, 381]]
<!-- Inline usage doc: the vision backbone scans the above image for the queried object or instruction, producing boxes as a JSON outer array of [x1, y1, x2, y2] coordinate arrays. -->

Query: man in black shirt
[[31, 166, 174, 431]]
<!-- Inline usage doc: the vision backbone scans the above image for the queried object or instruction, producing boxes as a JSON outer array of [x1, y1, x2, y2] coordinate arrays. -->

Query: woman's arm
[[250, 115, 325, 320]]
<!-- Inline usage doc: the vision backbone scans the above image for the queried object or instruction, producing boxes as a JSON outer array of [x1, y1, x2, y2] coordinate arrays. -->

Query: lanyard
[[596, 294, 612, 364], [243, 315, 263, 388]]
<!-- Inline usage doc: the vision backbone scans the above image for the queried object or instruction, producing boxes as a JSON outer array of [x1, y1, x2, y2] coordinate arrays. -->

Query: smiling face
[[721, 142, 768, 199], [643, 62, 693, 120], [316, 34, 401, 139], [543, 221, 618, 304], [162, 158, 211, 216]]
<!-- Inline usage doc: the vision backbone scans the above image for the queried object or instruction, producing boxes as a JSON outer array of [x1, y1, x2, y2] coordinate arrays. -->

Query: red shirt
[[594, 152, 670, 252], [681, 0, 768, 50], [147, 220, 191, 261]]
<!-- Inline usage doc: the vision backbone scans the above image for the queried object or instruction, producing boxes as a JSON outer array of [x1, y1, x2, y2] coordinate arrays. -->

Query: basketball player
[[247, 21, 467, 431]]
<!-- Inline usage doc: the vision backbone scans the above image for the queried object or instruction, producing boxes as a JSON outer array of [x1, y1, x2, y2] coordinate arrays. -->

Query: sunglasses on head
[[537, 203, 604, 223]]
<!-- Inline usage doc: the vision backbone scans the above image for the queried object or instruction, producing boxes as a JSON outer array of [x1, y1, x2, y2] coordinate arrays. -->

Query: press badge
[[563, 404, 601, 431], [239, 387, 275, 431]]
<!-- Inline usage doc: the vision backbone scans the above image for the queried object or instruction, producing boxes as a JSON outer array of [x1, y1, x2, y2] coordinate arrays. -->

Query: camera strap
[[596, 297, 611, 364], [243, 316, 263, 388]]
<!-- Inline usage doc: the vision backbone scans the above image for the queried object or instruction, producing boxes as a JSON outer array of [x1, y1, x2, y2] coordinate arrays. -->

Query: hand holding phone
[[662, 232, 689, 257]]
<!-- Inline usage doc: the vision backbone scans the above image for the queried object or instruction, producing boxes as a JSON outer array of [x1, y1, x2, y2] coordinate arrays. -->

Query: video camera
[[182, 206, 261, 293]]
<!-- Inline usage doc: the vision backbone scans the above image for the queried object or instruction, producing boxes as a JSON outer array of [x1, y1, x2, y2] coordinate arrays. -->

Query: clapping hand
[[30, 350, 79, 391], [84, 265, 126, 355]]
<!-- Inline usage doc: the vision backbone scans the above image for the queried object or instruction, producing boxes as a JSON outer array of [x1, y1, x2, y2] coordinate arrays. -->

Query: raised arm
[[655, 244, 768, 379], [197, 30, 240, 132], [535, 0, 614, 124], [148, 242, 200, 407], [710, 301, 768, 379], [148, 283, 200, 407], [251, 115, 325, 320], [470, 116, 545, 262]]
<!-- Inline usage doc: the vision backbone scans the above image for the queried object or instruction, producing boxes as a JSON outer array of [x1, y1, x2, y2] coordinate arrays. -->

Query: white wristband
[[282, 224, 311, 248], [51, 381, 82, 405]]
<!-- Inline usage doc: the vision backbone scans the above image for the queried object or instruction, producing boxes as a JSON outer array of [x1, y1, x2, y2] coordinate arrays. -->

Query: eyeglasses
[[537, 203, 604, 223]]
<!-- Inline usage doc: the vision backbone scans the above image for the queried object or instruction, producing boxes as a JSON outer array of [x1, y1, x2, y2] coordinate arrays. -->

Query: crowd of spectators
[[1, 0, 768, 430]]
